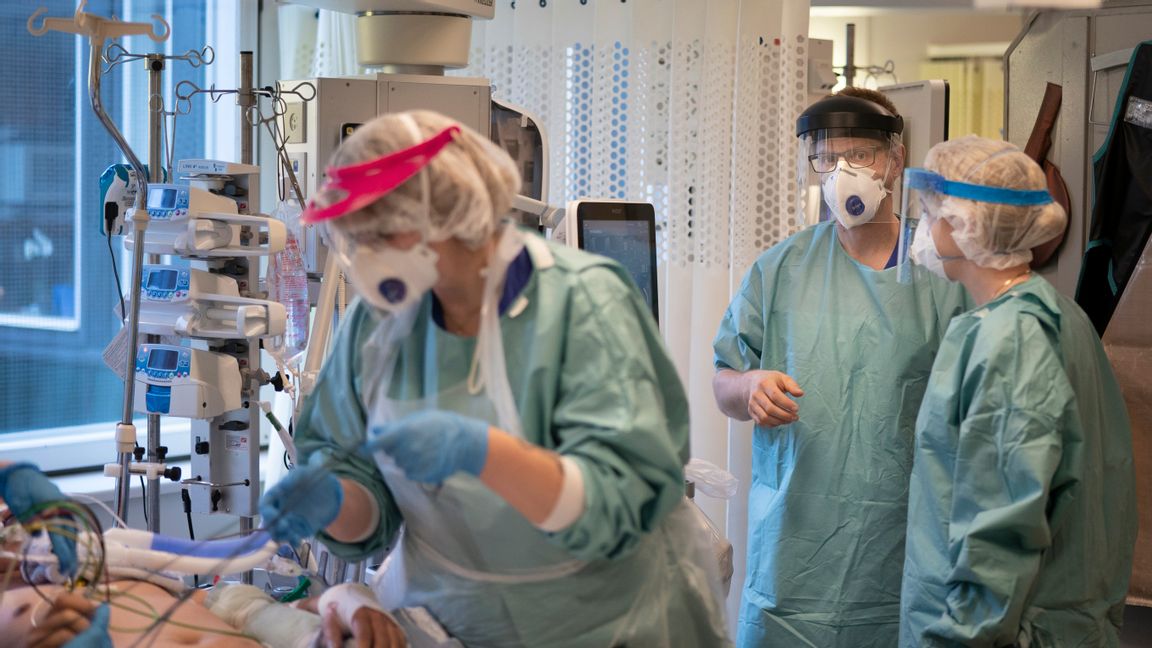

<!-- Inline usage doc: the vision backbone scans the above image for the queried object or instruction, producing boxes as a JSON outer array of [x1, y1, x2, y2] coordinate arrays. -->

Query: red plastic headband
[[301, 125, 461, 224]]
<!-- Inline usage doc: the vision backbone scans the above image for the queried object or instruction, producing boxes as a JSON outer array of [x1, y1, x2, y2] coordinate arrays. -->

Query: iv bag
[[266, 198, 309, 365]]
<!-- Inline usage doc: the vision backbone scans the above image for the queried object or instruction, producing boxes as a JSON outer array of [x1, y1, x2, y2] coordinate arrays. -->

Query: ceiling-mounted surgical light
[[285, 0, 495, 70]]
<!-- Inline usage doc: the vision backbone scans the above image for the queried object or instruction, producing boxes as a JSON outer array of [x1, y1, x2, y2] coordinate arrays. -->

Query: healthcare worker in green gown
[[259, 109, 730, 647], [712, 89, 971, 647], [901, 135, 1137, 647]]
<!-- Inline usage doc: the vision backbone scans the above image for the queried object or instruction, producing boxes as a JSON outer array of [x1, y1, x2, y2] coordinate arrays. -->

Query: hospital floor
[[1122, 604, 1152, 646]]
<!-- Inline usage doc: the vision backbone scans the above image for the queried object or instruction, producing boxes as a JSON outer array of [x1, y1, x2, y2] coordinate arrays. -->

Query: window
[[0, 0, 250, 470]]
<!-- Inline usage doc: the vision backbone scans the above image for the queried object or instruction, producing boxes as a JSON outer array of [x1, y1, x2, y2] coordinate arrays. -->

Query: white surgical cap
[[924, 135, 1067, 270], [325, 109, 521, 248]]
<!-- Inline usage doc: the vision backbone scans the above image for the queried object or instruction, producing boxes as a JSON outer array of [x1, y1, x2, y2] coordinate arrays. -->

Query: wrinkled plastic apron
[[363, 228, 727, 647], [363, 228, 594, 644]]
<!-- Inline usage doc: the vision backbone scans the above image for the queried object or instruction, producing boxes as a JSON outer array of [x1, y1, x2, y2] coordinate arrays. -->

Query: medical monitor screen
[[147, 270, 177, 291], [147, 348, 179, 371], [575, 202, 659, 325], [149, 188, 179, 210]]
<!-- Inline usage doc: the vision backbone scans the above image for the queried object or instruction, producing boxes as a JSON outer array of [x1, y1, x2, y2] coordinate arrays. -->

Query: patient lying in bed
[[2, 579, 260, 647], [0, 511, 404, 647], [1, 575, 405, 647]]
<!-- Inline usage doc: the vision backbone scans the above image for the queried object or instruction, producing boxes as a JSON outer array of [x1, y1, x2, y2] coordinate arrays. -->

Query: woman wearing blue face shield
[[902, 135, 1137, 647], [711, 90, 971, 648], [258, 109, 730, 647]]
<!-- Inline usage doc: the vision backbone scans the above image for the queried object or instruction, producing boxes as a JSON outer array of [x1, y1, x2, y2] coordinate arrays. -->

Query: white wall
[[809, 10, 1023, 89]]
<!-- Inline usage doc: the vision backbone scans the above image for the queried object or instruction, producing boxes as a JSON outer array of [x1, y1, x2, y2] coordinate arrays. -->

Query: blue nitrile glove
[[63, 603, 112, 648], [366, 411, 490, 484], [259, 465, 343, 545], [0, 462, 77, 577]]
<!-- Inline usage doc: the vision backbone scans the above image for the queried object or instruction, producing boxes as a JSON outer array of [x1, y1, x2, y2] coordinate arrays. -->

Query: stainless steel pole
[[239, 52, 255, 165], [844, 23, 857, 88], [145, 54, 165, 532], [238, 50, 255, 585]]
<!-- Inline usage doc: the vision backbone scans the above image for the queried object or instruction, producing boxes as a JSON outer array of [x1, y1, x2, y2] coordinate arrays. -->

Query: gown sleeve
[[713, 263, 766, 372], [922, 310, 1072, 646], [546, 266, 690, 561], [293, 303, 404, 560]]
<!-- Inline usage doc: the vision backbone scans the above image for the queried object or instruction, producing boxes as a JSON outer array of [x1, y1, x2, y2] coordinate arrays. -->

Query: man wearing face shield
[[901, 135, 1136, 647], [711, 91, 971, 647], [259, 110, 730, 647]]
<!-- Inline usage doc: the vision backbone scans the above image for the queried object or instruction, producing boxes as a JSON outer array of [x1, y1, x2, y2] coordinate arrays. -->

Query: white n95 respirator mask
[[909, 218, 949, 280], [345, 243, 440, 313], [821, 160, 891, 229]]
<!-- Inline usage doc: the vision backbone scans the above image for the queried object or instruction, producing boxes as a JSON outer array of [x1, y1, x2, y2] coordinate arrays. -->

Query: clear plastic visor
[[320, 220, 424, 275], [895, 167, 1055, 280], [796, 129, 901, 227]]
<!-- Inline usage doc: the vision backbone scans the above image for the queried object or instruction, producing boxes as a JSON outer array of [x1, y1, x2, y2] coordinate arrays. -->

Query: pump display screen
[[147, 270, 177, 290], [147, 348, 180, 371], [576, 202, 659, 325], [149, 188, 180, 209]]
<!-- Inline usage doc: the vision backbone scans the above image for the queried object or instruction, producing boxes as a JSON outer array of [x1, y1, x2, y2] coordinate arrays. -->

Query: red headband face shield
[[300, 125, 461, 225]]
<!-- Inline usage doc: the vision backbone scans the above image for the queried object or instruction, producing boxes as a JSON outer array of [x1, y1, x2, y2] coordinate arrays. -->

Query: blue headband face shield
[[896, 167, 1055, 282]]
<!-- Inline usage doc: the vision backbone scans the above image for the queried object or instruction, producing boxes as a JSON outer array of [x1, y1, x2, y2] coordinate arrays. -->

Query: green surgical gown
[[713, 221, 970, 647], [901, 275, 1137, 647], [294, 232, 729, 647]]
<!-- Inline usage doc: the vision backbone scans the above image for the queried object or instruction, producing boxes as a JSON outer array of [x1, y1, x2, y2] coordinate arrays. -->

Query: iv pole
[[28, 3, 169, 523]]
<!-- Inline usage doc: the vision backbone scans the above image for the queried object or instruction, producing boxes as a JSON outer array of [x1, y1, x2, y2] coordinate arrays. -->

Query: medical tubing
[[261, 402, 297, 466], [6, 492, 296, 645], [147, 530, 273, 559], [122, 449, 359, 643], [9, 480, 322, 642], [26, 427, 466, 643], [303, 251, 344, 378], [9, 500, 108, 603], [67, 493, 128, 529], [106, 231, 126, 317]]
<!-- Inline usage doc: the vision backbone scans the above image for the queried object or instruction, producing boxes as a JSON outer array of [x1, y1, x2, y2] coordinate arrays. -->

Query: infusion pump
[[136, 265, 286, 340], [125, 184, 286, 258], [133, 344, 241, 419]]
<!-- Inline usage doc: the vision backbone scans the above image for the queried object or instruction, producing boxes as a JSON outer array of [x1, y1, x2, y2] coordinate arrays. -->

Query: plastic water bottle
[[267, 199, 309, 363]]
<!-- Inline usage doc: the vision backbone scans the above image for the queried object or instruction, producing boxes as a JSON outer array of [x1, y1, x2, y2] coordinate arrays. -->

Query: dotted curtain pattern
[[731, 35, 809, 273], [313, 10, 362, 77], [461, 7, 811, 620], [277, 5, 318, 81], [460, 3, 806, 273]]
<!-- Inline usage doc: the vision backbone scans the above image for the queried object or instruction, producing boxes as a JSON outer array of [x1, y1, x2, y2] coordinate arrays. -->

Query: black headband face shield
[[795, 97, 904, 227]]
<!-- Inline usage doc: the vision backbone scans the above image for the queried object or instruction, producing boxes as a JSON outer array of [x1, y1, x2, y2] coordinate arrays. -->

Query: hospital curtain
[[275, 6, 362, 79], [462, 0, 811, 627]]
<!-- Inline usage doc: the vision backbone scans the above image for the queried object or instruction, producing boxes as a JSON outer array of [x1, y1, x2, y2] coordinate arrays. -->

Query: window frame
[[0, 0, 260, 474], [0, 37, 86, 332]]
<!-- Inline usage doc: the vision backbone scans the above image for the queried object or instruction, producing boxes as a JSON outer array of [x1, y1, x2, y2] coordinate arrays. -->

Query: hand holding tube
[[258, 465, 343, 545]]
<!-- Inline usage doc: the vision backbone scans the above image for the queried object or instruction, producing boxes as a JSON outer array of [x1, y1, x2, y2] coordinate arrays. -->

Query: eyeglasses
[[808, 146, 879, 174]]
